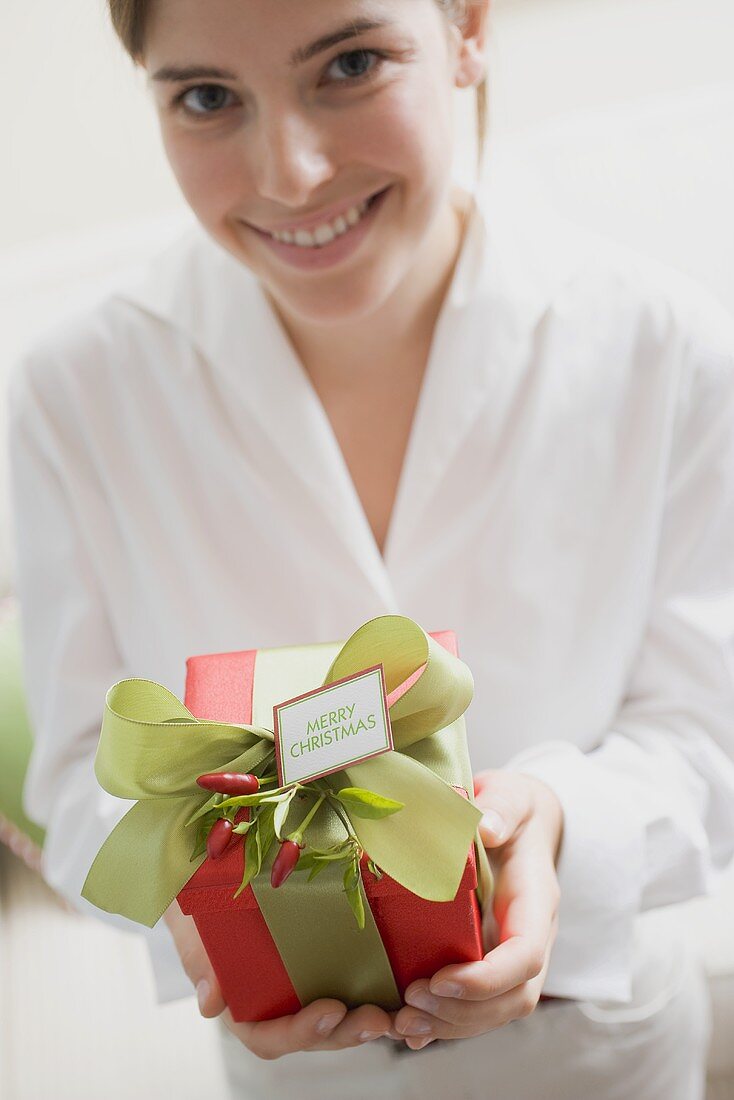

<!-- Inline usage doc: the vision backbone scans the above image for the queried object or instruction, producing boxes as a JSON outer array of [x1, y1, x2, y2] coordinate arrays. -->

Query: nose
[[251, 107, 337, 208]]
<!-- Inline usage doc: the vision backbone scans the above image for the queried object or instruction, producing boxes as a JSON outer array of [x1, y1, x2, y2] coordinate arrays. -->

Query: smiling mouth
[[247, 186, 390, 239], [246, 188, 389, 250]]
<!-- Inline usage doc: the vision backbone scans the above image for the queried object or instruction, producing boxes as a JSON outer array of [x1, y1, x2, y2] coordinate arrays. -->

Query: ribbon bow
[[81, 615, 484, 930]]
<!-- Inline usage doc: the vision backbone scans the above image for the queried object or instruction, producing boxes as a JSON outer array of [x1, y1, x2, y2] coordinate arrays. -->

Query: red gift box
[[177, 629, 484, 1023]]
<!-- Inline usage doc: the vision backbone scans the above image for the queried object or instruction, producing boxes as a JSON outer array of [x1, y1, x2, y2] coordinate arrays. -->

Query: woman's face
[[144, 0, 475, 324]]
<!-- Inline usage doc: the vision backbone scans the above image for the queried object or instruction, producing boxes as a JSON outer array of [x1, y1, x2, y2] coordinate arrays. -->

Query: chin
[[271, 269, 401, 328]]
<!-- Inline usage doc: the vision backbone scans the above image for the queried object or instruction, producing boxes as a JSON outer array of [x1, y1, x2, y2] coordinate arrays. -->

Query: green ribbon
[[81, 614, 492, 1010]]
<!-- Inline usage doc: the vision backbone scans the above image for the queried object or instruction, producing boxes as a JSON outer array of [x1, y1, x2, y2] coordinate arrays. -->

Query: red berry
[[206, 818, 234, 860], [196, 772, 260, 795], [270, 839, 303, 888]]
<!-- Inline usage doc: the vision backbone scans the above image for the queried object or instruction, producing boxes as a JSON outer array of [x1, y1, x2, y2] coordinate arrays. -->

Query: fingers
[[166, 892, 394, 1059], [426, 875, 553, 1002], [223, 998, 348, 1059], [426, 932, 547, 1005], [407, 937, 545, 1020], [396, 938, 545, 1037], [319, 1004, 395, 1049], [475, 771, 564, 868], [402, 919, 550, 1020], [395, 924, 556, 1038], [162, 900, 227, 1018], [390, 801, 561, 1045], [223, 1000, 394, 1060], [394, 980, 535, 1042], [473, 769, 534, 850]]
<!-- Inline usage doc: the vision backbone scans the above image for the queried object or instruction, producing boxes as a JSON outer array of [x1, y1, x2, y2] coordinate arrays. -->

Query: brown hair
[[107, 0, 489, 175]]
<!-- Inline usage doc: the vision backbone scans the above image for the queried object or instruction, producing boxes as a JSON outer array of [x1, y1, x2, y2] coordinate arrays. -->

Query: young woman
[[8, 1, 734, 1097]]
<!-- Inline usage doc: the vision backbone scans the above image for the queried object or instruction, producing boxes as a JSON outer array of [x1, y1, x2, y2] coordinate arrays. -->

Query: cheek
[[160, 127, 247, 215], [356, 82, 453, 182]]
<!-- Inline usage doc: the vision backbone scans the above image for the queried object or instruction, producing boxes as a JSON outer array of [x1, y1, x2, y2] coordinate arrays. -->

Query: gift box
[[81, 615, 493, 1023], [177, 628, 485, 1021]]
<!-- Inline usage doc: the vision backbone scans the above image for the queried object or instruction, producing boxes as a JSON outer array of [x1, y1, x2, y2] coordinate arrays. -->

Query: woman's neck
[[263, 182, 473, 394]]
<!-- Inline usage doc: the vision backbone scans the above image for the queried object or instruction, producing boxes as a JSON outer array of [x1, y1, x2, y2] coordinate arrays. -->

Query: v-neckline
[[251, 189, 484, 591], [112, 176, 565, 609]]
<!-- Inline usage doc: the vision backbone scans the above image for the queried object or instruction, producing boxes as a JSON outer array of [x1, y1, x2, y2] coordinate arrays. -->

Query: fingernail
[[358, 1029, 386, 1041], [480, 810, 507, 840], [317, 1012, 343, 1034], [196, 979, 210, 1014], [406, 989, 440, 1013], [431, 981, 464, 998], [402, 1018, 432, 1035], [414, 1036, 434, 1049]]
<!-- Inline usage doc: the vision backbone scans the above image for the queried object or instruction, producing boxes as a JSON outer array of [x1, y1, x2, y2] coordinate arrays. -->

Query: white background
[[2, 2, 734, 1097]]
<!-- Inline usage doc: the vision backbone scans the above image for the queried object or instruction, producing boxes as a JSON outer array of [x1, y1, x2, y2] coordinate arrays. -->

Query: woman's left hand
[[389, 769, 564, 1050]]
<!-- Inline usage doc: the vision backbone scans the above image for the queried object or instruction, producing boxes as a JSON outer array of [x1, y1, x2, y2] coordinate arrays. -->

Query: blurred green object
[[0, 596, 46, 851]]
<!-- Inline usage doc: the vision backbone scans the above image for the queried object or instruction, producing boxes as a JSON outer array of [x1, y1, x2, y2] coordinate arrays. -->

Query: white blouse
[[6, 180, 734, 1007]]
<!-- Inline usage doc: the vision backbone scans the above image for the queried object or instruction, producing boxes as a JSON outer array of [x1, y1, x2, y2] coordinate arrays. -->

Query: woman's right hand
[[163, 900, 397, 1059]]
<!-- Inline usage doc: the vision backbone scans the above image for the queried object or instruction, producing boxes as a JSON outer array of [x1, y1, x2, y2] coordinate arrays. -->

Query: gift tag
[[273, 664, 393, 786]]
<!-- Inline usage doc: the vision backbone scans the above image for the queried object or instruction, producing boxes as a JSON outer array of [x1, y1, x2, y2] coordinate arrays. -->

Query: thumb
[[163, 901, 227, 1018], [194, 975, 225, 1019]]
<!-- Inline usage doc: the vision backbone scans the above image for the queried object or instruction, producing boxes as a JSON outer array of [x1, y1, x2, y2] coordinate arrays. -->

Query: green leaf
[[189, 836, 207, 862], [342, 859, 360, 893], [334, 787, 404, 819], [274, 788, 297, 841], [233, 804, 277, 899], [191, 804, 244, 862], [217, 791, 289, 810], [257, 802, 278, 867], [232, 819, 254, 835], [193, 810, 221, 836], [341, 853, 366, 929], [346, 886, 365, 929], [366, 858, 384, 881], [184, 793, 223, 828], [291, 834, 360, 872], [307, 861, 332, 882], [344, 877, 365, 929], [312, 840, 353, 857], [294, 849, 352, 872], [291, 851, 320, 872]]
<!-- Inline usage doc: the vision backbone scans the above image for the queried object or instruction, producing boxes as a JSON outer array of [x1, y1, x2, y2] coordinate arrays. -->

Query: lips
[[248, 186, 389, 237], [248, 182, 391, 272]]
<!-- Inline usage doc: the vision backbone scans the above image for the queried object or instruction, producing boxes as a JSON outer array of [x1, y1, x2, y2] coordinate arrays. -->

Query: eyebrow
[[151, 18, 391, 83], [290, 17, 390, 65], [152, 64, 238, 83]]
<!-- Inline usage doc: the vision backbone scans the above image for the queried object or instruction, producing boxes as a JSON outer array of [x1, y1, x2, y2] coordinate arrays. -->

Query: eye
[[324, 49, 386, 87], [173, 83, 237, 119]]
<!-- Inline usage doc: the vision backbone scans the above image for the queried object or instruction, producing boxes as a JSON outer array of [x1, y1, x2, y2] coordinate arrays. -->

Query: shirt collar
[[112, 177, 573, 369], [111, 180, 582, 601]]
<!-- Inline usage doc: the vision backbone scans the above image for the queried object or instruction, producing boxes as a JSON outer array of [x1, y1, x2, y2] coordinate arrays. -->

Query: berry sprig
[[270, 791, 326, 887], [196, 772, 260, 796], [187, 764, 403, 927], [289, 783, 398, 927], [206, 817, 234, 860]]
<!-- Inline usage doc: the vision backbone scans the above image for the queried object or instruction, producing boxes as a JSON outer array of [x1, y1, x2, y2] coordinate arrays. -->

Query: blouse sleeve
[[503, 283, 734, 1004], [5, 351, 149, 937], [6, 349, 199, 1003]]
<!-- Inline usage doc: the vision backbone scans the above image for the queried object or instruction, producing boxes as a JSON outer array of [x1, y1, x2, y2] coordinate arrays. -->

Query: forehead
[[143, 0, 421, 62]]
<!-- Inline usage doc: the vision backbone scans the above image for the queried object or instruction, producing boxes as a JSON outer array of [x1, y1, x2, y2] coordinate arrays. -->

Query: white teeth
[[270, 198, 371, 247], [313, 223, 336, 245]]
